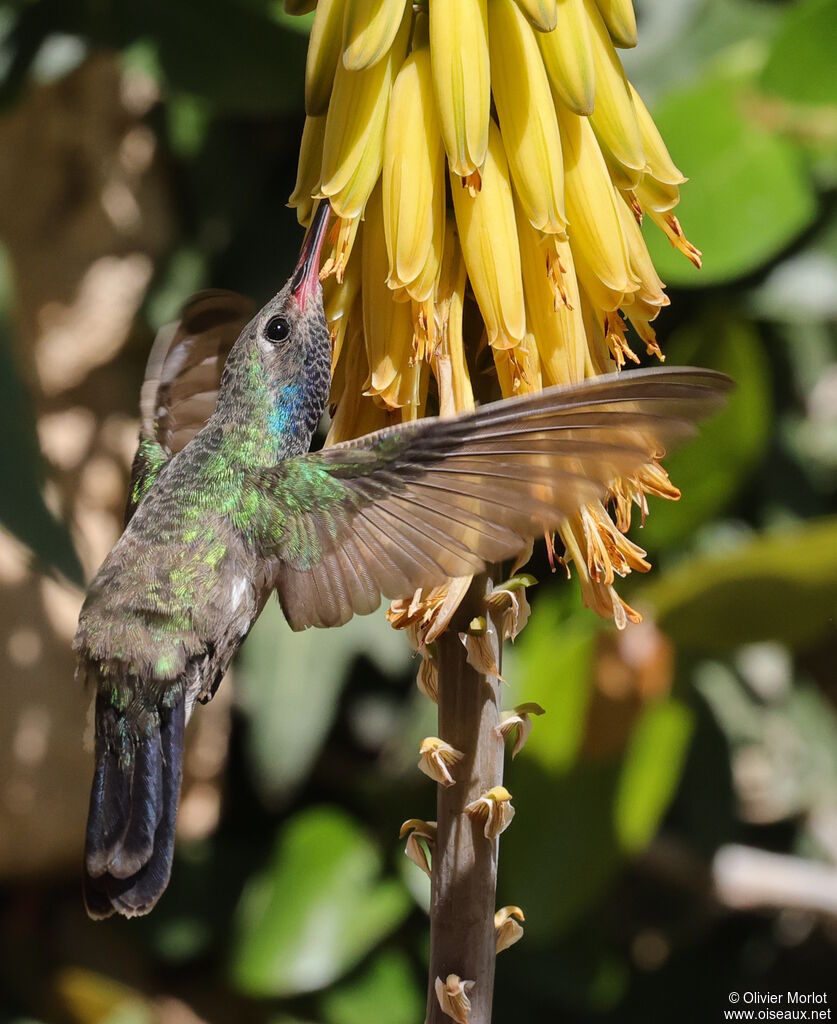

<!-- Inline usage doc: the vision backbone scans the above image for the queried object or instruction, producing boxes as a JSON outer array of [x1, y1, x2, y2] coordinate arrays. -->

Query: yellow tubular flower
[[323, 243, 362, 368], [513, 0, 558, 31], [450, 120, 526, 350], [494, 336, 543, 397], [429, 0, 490, 180], [628, 84, 686, 186], [382, 41, 445, 301], [289, 115, 326, 227], [362, 184, 418, 409], [635, 175, 681, 214], [434, 218, 474, 415], [305, 0, 346, 116], [488, 0, 567, 235], [326, 303, 390, 445], [320, 6, 411, 219], [583, 0, 645, 186], [515, 198, 587, 386], [538, 0, 596, 116], [615, 196, 668, 313], [322, 214, 363, 283], [289, 0, 703, 630], [558, 511, 644, 630], [646, 208, 703, 269], [594, 0, 637, 48], [557, 104, 636, 303], [343, 0, 408, 71]]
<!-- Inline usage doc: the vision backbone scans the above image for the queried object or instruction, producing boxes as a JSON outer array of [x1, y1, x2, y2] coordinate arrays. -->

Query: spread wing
[[255, 366, 732, 630], [126, 290, 253, 521]]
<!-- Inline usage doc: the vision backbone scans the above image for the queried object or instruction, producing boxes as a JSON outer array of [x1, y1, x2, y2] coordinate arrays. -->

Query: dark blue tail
[[83, 696, 185, 919]]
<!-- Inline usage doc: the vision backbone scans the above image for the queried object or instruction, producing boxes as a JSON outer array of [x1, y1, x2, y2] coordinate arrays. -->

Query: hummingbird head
[[215, 202, 333, 454]]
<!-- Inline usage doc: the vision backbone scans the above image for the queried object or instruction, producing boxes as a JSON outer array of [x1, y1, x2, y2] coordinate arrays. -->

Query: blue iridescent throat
[[267, 383, 303, 440]]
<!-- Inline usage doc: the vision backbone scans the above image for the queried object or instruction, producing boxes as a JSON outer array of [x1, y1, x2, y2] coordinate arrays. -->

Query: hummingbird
[[75, 201, 730, 919]]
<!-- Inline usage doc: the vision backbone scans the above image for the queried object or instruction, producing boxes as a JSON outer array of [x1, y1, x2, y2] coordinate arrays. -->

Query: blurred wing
[[259, 367, 732, 630], [126, 290, 253, 521]]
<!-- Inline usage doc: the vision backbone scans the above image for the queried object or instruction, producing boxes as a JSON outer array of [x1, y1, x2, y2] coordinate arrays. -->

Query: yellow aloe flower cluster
[[288, 0, 700, 627]]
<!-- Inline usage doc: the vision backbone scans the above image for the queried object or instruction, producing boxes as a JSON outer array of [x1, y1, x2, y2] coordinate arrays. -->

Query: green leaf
[[501, 601, 615, 940], [230, 807, 411, 997], [500, 758, 623, 941], [239, 601, 409, 803], [614, 699, 694, 852], [501, 595, 696, 938], [640, 516, 837, 652], [759, 0, 837, 107], [505, 598, 599, 773], [636, 315, 771, 550], [644, 74, 817, 285], [319, 950, 423, 1024]]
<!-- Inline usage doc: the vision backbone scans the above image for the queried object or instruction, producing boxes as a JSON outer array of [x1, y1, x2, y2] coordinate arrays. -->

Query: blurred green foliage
[[1, 0, 837, 1022]]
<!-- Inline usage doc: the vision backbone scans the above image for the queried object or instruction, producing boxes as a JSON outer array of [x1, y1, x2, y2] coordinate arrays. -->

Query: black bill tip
[[291, 200, 331, 310]]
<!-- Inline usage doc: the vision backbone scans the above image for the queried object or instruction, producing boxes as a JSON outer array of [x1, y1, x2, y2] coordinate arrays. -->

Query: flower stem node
[[418, 736, 465, 788], [416, 648, 439, 704], [494, 905, 526, 953], [387, 577, 473, 646], [465, 786, 516, 840], [435, 974, 475, 1024], [468, 615, 487, 635], [487, 574, 537, 641], [458, 619, 502, 679], [496, 702, 546, 759], [399, 818, 436, 878]]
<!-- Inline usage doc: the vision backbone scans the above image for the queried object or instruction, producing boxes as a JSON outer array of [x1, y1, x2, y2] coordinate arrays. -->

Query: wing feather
[[263, 367, 732, 630], [126, 291, 253, 522]]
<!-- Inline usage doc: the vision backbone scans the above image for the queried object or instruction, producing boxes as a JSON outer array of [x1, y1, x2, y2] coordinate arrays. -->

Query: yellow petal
[[584, 0, 645, 183], [635, 174, 681, 214], [646, 207, 702, 269], [538, 0, 596, 116], [493, 339, 542, 397], [629, 83, 686, 185], [382, 46, 445, 299], [450, 120, 526, 349], [615, 193, 668, 309], [342, 0, 408, 70], [320, 5, 411, 218], [326, 301, 390, 444], [305, 0, 346, 116], [513, 0, 558, 31], [489, 0, 567, 234], [435, 220, 475, 414], [289, 114, 326, 226], [429, 0, 490, 177], [557, 104, 636, 297], [594, 0, 637, 48], [361, 184, 416, 406], [516, 196, 587, 386]]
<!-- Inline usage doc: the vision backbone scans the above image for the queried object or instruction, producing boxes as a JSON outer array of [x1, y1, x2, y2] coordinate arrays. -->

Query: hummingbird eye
[[264, 315, 291, 344]]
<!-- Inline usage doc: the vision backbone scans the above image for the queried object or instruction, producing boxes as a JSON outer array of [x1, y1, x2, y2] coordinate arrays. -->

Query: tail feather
[[83, 696, 185, 919], [107, 727, 164, 879], [84, 714, 132, 878]]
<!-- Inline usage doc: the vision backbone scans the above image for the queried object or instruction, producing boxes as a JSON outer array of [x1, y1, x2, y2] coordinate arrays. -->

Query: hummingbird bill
[[75, 200, 730, 919]]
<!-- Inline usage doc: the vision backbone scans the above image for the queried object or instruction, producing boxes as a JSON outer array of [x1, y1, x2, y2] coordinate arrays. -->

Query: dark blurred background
[[1, 0, 836, 1021]]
